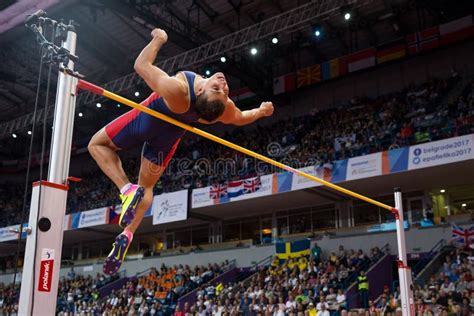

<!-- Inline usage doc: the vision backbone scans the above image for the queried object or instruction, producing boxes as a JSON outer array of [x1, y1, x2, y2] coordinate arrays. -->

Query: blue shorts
[[105, 93, 184, 166]]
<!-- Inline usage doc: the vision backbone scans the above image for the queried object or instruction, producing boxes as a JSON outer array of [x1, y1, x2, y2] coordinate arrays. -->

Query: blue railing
[[411, 239, 445, 277], [177, 260, 237, 310], [342, 243, 390, 289], [97, 270, 128, 298]]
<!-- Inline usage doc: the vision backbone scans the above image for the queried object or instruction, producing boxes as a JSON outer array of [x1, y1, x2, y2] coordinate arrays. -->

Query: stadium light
[[12, 133, 17, 138], [462, 203, 467, 207], [271, 37, 278, 44], [78, 112, 83, 117], [440, 189, 446, 193], [96, 103, 102, 108], [220, 56, 226, 63], [117, 104, 121, 108], [134, 91, 140, 97], [314, 29, 321, 37], [344, 12, 351, 20], [250, 47, 258, 55], [205, 69, 211, 76], [27, 131, 32, 135]]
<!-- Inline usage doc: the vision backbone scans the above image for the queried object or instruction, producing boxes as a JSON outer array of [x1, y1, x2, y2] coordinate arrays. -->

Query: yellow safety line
[[101, 89, 395, 211]]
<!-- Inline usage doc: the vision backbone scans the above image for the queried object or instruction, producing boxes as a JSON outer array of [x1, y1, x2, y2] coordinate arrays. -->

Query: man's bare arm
[[134, 29, 187, 110], [219, 100, 274, 126]]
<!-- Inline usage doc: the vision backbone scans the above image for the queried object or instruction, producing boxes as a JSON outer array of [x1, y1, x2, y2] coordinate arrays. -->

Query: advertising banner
[[346, 152, 382, 181], [77, 207, 107, 228], [408, 134, 474, 170], [152, 190, 188, 225]]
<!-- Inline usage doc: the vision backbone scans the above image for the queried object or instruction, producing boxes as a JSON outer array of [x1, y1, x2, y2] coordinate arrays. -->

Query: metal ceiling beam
[[103, 0, 197, 49], [111, 10, 148, 42], [70, 9, 130, 68], [192, 0, 218, 22], [0, 0, 374, 139], [227, 0, 241, 12], [163, 2, 215, 43], [268, 0, 284, 13]]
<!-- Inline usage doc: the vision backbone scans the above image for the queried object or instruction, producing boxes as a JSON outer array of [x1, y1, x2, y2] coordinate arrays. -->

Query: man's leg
[[126, 157, 165, 233], [102, 157, 164, 275], [88, 128, 129, 190], [89, 127, 145, 228]]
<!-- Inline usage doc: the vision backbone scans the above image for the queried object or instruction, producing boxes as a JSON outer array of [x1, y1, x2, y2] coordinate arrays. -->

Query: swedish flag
[[275, 239, 310, 260]]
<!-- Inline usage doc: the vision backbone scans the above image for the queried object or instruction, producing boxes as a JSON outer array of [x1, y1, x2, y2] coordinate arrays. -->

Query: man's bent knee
[[88, 129, 117, 153]]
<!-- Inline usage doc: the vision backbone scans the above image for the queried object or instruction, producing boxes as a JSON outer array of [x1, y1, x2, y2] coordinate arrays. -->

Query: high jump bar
[[77, 79, 397, 213]]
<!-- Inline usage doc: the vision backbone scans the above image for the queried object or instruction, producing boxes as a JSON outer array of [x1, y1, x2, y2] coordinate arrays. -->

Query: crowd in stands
[[353, 245, 474, 316], [1, 261, 229, 315], [56, 269, 119, 314], [0, 282, 18, 315], [0, 75, 473, 228], [184, 244, 386, 316], [407, 247, 474, 315], [58, 262, 229, 315], [1, 241, 472, 315]]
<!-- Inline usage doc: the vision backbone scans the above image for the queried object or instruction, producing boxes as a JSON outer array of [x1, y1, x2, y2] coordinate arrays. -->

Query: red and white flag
[[439, 15, 473, 46], [347, 48, 376, 73], [229, 87, 256, 101], [273, 73, 296, 95]]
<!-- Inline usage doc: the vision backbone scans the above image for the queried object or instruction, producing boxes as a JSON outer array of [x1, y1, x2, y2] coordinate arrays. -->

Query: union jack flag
[[243, 176, 262, 194], [451, 224, 474, 246], [209, 184, 227, 199]]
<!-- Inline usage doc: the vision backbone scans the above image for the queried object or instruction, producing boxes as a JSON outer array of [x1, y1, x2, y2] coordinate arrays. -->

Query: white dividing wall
[[0, 224, 465, 284]]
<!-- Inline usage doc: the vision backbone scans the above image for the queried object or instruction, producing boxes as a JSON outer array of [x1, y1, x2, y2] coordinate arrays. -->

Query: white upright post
[[18, 23, 77, 316], [393, 188, 415, 316]]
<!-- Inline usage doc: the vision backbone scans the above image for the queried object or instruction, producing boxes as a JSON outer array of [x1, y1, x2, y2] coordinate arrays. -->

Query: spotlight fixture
[[205, 70, 211, 76], [96, 103, 102, 108], [271, 37, 278, 44], [344, 12, 351, 20], [440, 189, 446, 193], [117, 104, 121, 108], [462, 203, 467, 207], [315, 29, 321, 37], [134, 91, 140, 97], [12, 133, 17, 139], [250, 47, 258, 55], [78, 112, 83, 117], [220, 56, 226, 63], [28, 131, 32, 135]]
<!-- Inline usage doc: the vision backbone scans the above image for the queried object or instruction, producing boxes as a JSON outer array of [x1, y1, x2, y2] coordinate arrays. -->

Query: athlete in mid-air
[[88, 28, 274, 275]]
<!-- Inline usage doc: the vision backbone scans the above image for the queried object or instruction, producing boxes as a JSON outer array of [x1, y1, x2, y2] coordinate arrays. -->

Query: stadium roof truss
[[0, 0, 375, 139]]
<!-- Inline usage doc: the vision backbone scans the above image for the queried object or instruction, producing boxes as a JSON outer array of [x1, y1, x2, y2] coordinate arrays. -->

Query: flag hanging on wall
[[406, 26, 440, 55], [297, 65, 321, 88], [376, 41, 406, 64], [439, 15, 473, 46], [275, 239, 311, 260], [210, 184, 228, 199], [244, 176, 262, 194], [451, 224, 474, 247], [273, 73, 296, 95]]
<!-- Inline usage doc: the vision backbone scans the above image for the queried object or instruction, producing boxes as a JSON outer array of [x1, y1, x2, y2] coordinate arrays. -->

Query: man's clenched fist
[[151, 28, 168, 45], [259, 102, 274, 117]]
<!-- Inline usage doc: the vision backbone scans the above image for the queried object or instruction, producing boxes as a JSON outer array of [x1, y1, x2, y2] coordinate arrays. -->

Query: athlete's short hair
[[195, 93, 225, 122]]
